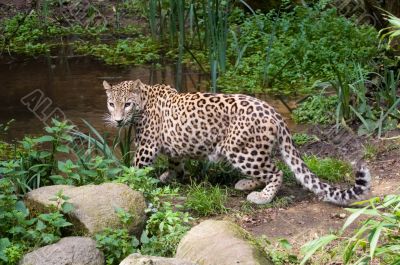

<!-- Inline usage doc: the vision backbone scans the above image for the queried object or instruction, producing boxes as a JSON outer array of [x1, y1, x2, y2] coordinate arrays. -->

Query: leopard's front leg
[[133, 142, 159, 168], [159, 157, 185, 183]]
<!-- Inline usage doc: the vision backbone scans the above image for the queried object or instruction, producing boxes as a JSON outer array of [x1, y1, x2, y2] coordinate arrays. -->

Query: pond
[[0, 55, 298, 140]]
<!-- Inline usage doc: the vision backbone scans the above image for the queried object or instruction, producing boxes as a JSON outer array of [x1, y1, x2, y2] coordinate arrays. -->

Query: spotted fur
[[103, 80, 371, 205]]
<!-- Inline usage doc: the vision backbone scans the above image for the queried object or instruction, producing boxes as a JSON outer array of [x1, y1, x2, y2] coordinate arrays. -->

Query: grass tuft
[[185, 182, 227, 216], [277, 155, 353, 184], [303, 155, 353, 183]]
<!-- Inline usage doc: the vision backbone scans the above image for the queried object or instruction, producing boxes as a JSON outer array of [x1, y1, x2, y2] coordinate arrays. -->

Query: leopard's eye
[[109, 102, 114, 107], [125, 102, 131, 108]]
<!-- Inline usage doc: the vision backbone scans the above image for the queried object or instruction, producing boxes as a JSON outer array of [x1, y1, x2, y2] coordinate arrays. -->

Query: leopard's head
[[103, 79, 143, 127]]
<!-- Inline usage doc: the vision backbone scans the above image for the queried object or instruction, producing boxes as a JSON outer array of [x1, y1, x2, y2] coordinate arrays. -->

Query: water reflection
[[0, 56, 205, 139], [0, 55, 298, 141]]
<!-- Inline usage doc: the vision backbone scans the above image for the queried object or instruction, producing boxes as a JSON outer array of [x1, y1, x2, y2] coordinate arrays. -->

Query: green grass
[[362, 143, 379, 161], [303, 155, 353, 183], [277, 155, 353, 184], [292, 133, 318, 146], [184, 182, 227, 216]]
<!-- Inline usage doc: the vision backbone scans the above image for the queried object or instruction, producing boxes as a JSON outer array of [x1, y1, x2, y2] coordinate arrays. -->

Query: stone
[[24, 183, 146, 235], [120, 253, 196, 265], [175, 220, 272, 265], [19, 237, 104, 265]]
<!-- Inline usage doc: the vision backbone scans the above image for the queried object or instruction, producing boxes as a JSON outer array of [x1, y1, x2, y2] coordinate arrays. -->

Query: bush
[[0, 179, 72, 264], [141, 202, 192, 257], [292, 95, 338, 124], [220, 4, 378, 95]]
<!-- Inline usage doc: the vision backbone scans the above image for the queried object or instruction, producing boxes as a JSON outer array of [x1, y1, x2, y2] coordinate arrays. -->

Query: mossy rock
[[120, 253, 197, 265], [24, 183, 146, 236], [175, 220, 272, 265], [20, 237, 104, 265]]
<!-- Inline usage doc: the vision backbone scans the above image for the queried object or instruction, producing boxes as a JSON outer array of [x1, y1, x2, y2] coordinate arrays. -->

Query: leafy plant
[[0, 120, 75, 195], [95, 208, 139, 265], [379, 11, 400, 50], [257, 236, 299, 265], [73, 37, 161, 66], [301, 195, 400, 265], [141, 202, 191, 257], [331, 65, 400, 136], [114, 166, 179, 208], [292, 94, 338, 124], [362, 143, 379, 161], [0, 179, 72, 264], [220, 4, 378, 95]]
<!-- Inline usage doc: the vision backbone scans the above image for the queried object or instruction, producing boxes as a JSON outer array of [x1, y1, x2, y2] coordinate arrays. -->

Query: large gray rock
[[19, 237, 104, 265], [176, 220, 272, 265], [120, 253, 197, 265], [25, 183, 146, 235]]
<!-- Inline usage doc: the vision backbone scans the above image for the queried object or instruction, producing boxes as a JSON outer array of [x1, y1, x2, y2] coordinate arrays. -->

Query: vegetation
[[185, 182, 227, 216], [1, 0, 400, 264], [0, 181, 72, 263], [301, 195, 400, 264], [220, 4, 378, 95], [292, 95, 338, 124], [277, 155, 353, 183], [292, 133, 318, 146]]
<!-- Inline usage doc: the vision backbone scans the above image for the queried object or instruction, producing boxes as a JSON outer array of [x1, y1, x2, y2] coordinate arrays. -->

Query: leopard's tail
[[278, 126, 371, 206]]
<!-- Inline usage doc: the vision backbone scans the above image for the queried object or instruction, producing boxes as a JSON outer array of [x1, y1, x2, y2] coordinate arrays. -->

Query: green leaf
[[140, 230, 150, 244], [36, 220, 46, 231], [131, 236, 140, 247], [279, 238, 292, 250], [56, 145, 69, 153], [369, 222, 383, 260], [61, 202, 74, 214], [342, 207, 368, 231], [35, 135, 55, 143], [300, 234, 337, 265]]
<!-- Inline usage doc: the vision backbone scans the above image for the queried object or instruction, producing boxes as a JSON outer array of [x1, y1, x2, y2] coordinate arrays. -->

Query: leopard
[[103, 79, 371, 205]]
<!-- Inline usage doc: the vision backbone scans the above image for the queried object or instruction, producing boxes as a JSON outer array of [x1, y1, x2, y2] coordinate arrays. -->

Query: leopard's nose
[[115, 119, 123, 125]]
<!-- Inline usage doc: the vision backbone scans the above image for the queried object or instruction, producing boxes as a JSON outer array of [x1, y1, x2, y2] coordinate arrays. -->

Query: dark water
[[0, 55, 297, 140]]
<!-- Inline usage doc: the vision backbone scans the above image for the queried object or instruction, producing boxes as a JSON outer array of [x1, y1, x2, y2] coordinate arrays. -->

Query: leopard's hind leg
[[224, 147, 283, 204]]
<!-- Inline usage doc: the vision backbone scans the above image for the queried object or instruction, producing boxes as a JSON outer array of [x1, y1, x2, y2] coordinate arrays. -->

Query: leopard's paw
[[234, 179, 264, 191], [247, 191, 273, 204]]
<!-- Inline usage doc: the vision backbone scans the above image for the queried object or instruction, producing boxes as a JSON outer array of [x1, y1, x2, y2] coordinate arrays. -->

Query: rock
[[120, 253, 196, 265], [176, 220, 272, 265], [25, 183, 146, 235], [19, 237, 104, 265]]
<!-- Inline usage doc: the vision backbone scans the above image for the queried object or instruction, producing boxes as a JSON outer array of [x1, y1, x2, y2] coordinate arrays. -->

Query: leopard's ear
[[131, 79, 143, 92], [103, 80, 112, 90]]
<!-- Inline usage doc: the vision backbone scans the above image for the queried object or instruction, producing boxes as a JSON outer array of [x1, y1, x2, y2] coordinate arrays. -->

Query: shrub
[[292, 95, 338, 124], [0, 179, 72, 264], [220, 4, 379, 95], [141, 202, 192, 257]]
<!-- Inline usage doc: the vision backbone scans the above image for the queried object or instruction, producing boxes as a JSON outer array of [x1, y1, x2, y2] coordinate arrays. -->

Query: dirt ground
[[222, 126, 400, 250]]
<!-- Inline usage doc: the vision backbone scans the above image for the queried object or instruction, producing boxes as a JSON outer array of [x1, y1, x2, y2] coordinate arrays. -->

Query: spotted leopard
[[103, 79, 371, 205]]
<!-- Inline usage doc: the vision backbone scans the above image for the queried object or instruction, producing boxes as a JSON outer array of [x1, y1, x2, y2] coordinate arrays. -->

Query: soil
[[222, 126, 400, 250]]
